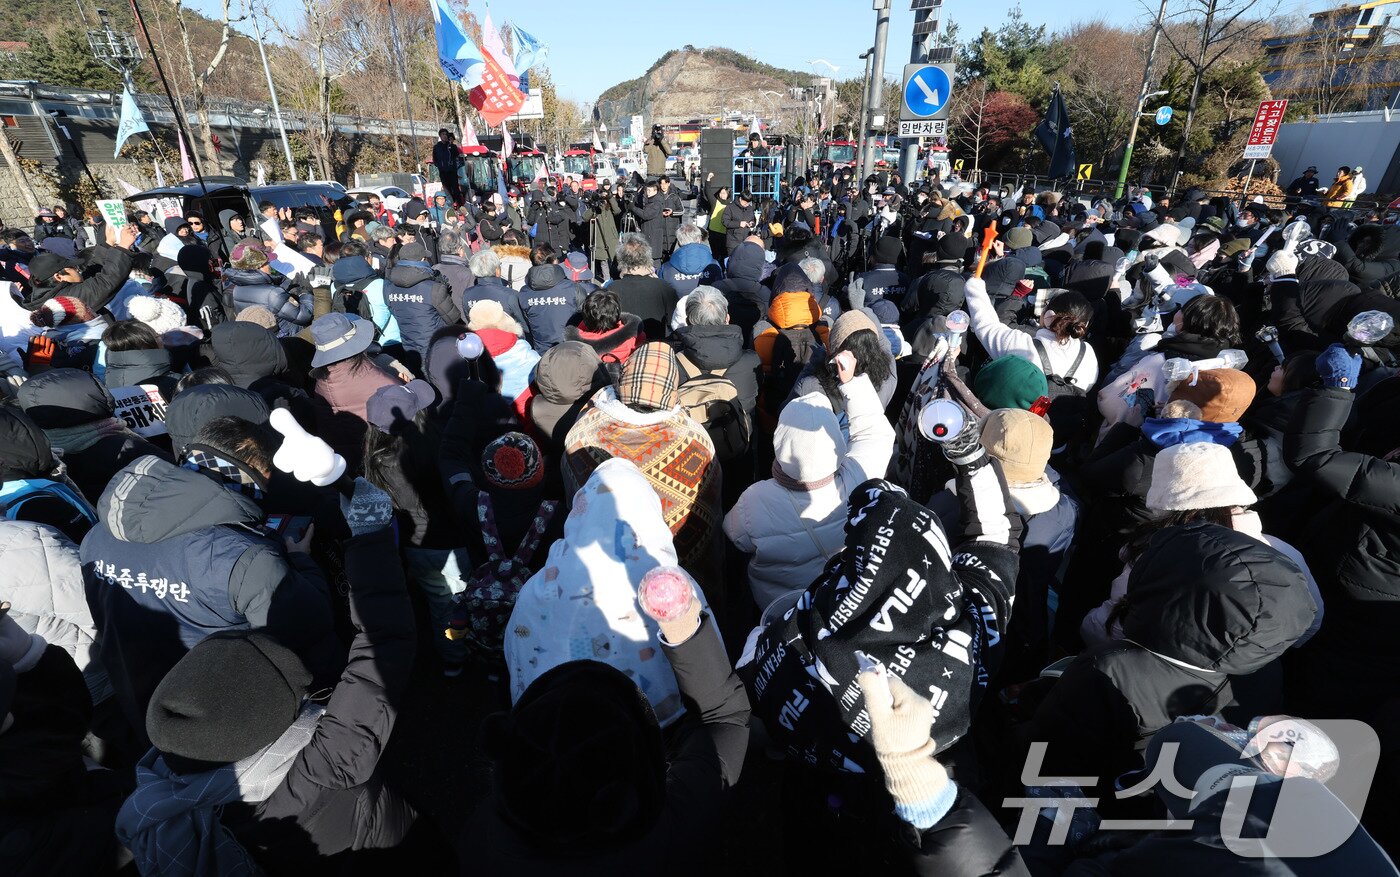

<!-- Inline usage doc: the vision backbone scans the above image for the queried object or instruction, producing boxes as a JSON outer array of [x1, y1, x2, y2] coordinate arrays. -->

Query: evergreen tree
[[957, 6, 1068, 108]]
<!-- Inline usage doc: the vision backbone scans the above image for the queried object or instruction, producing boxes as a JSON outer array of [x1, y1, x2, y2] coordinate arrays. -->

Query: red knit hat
[[31, 296, 96, 327]]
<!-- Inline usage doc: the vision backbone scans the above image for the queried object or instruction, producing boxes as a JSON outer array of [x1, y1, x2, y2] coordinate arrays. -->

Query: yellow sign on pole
[[1077, 163, 1094, 181], [953, 159, 964, 171]]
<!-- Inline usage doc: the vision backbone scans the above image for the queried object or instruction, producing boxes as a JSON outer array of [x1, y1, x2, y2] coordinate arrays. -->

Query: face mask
[[1236, 218, 1251, 228]]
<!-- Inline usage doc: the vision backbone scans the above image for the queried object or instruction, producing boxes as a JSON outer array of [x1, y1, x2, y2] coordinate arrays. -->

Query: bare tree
[[1155, 0, 1279, 182], [0, 132, 40, 216], [1272, 10, 1400, 115], [951, 78, 992, 175], [168, 0, 245, 173], [275, 0, 371, 179]]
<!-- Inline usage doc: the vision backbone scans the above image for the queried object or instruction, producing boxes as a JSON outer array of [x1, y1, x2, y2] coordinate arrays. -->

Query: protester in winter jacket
[[901, 233, 971, 331], [722, 191, 758, 253], [562, 289, 645, 364], [627, 179, 669, 258], [714, 238, 771, 343], [848, 235, 908, 311], [659, 223, 722, 298], [222, 241, 313, 336], [0, 406, 96, 542], [478, 561, 745, 875], [99, 321, 180, 400], [725, 353, 894, 610], [384, 240, 458, 366], [670, 286, 761, 422], [15, 368, 172, 506], [467, 300, 540, 408], [494, 236, 534, 291], [1015, 519, 1315, 809], [0, 607, 127, 877], [528, 188, 572, 253], [1330, 222, 1400, 292], [82, 414, 336, 747], [330, 245, 402, 347], [965, 277, 1098, 392], [507, 459, 713, 727], [114, 478, 421, 873], [463, 247, 527, 329], [563, 343, 720, 579], [431, 227, 475, 314], [520, 261, 583, 352], [208, 319, 314, 421], [309, 313, 405, 469], [524, 340, 605, 458], [22, 222, 136, 311], [608, 233, 677, 341], [786, 309, 898, 415]]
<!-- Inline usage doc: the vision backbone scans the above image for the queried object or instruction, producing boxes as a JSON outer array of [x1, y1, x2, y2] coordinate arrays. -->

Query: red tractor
[[458, 144, 501, 198], [815, 140, 859, 175], [557, 149, 599, 190], [506, 148, 551, 190]]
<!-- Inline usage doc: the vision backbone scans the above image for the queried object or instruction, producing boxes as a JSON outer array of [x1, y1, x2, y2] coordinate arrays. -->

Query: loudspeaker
[[699, 128, 735, 197]]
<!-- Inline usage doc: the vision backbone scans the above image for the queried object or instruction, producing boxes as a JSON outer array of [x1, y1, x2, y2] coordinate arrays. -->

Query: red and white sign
[[1244, 100, 1288, 160]]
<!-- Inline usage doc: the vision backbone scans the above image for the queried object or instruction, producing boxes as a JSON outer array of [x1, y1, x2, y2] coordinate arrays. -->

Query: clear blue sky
[[205, 0, 1342, 104]]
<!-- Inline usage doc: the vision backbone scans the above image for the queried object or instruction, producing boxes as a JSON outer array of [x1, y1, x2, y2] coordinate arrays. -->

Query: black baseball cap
[[27, 251, 77, 286]]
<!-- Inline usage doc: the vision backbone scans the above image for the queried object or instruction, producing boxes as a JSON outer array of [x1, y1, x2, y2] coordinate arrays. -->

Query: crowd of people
[[0, 152, 1398, 877]]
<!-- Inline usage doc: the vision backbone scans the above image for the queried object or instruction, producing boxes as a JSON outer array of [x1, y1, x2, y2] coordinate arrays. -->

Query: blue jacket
[[385, 259, 450, 358], [332, 257, 402, 346], [461, 275, 527, 333], [81, 455, 334, 741], [659, 243, 722, 297], [520, 264, 583, 353], [223, 268, 312, 337]]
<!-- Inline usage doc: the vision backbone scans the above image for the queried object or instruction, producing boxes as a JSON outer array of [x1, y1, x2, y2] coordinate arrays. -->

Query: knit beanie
[[482, 431, 543, 490], [396, 241, 430, 263], [229, 240, 269, 270], [147, 630, 311, 770], [468, 299, 524, 337], [873, 235, 902, 265], [617, 342, 678, 411], [829, 309, 881, 352], [974, 356, 1049, 411], [934, 233, 971, 265], [1168, 368, 1255, 423], [1146, 442, 1257, 512], [30, 295, 96, 328], [128, 295, 186, 335], [1005, 226, 1033, 250], [236, 305, 279, 330], [981, 408, 1053, 485]]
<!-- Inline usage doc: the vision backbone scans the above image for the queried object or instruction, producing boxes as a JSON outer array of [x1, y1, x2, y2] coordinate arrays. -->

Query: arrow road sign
[[1155, 106, 1173, 126], [901, 63, 954, 121]]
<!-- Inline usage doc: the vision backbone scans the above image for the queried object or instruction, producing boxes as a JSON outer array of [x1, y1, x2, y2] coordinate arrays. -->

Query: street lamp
[[87, 8, 144, 82]]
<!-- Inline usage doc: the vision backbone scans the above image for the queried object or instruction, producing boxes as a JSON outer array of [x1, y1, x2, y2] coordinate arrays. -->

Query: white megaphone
[[269, 407, 346, 487], [1162, 348, 1249, 384]]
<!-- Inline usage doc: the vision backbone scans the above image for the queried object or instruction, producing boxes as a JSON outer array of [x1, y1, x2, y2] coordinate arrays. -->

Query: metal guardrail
[[732, 154, 782, 202], [966, 169, 1392, 214]]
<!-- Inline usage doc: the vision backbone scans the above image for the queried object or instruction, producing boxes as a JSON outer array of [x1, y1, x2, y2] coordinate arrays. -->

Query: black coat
[[721, 201, 758, 252], [208, 321, 315, 423], [102, 348, 179, 400], [528, 198, 572, 252], [1331, 223, 1400, 293], [222, 525, 419, 868], [608, 274, 677, 342], [1284, 388, 1400, 713], [904, 787, 1029, 877], [670, 323, 761, 419], [26, 242, 134, 312]]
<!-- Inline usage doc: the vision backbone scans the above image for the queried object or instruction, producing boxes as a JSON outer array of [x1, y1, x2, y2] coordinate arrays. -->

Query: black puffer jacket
[[1284, 387, 1400, 713], [15, 368, 172, 505], [901, 266, 965, 330], [208, 321, 314, 420], [714, 241, 770, 346], [221, 524, 418, 869], [905, 787, 1029, 877], [102, 348, 179, 399], [1270, 256, 1358, 351], [1332, 223, 1400, 292], [222, 268, 313, 335], [670, 323, 761, 420], [0, 407, 92, 542], [25, 242, 134, 312], [1020, 523, 1315, 805]]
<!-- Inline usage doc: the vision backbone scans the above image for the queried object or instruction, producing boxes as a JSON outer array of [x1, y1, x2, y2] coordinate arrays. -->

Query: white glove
[[963, 276, 986, 299], [1145, 263, 1173, 291], [1266, 249, 1299, 279], [269, 408, 346, 487]]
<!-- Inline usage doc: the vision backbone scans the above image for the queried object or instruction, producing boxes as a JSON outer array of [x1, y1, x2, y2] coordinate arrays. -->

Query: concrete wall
[[1273, 112, 1400, 196]]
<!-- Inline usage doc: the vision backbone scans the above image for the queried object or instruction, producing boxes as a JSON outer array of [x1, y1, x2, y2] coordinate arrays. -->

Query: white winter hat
[[1147, 442, 1256, 512], [1144, 223, 1186, 248], [127, 295, 185, 335], [467, 299, 522, 336], [773, 391, 843, 485]]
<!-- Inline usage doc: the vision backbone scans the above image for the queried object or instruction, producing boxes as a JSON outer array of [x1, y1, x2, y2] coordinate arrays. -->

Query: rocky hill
[[595, 47, 812, 129]]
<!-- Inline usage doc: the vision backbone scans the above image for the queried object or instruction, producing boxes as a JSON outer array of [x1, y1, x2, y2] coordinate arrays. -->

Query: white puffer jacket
[[724, 374, 895, 611], [0, 520, 110, 701]]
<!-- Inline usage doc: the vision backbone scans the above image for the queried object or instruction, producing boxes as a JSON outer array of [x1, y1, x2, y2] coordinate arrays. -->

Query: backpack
[[0, 477, 98, 538], [676, 353, 751, 461], [1032, 338, 1088, 400], [447, 492, 558, 658], [336, 276, 378, 324], [763, 325, 826, 418]]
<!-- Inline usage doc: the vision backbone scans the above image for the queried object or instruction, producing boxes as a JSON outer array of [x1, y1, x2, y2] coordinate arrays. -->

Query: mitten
[[858, 668, 955, 830], [1265, 249, 1299, 279], [963, 276, 986, 300], [1315, 343, 1362, 390], [338, 477, 395, 536], [938, 406, 984, 466]]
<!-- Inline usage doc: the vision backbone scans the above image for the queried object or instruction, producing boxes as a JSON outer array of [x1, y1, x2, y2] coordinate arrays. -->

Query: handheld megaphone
[[917, 398, 966, 443]]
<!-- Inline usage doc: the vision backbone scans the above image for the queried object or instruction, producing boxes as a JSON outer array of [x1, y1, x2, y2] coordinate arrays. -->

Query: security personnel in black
[[846, 234, 907, 312], [528, 187, 572, 252]]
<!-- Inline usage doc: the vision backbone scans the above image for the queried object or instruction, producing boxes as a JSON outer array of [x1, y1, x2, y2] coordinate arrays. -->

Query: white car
[[347, 185, 412, 214], [304, 179, 347, 192]]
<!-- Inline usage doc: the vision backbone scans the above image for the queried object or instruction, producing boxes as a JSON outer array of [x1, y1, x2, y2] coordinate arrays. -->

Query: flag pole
[[1048, 82, 1063, 187], [128, 0, 208, 195], [386, 0, 422, 199]]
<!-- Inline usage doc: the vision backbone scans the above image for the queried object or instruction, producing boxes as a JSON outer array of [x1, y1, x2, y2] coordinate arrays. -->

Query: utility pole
[[898, 0, 946, 183], [860, 0, 892, 184], [1114, 0, 1169, 199], [856, 48, 874, 181], [251, 4, 296, 181]]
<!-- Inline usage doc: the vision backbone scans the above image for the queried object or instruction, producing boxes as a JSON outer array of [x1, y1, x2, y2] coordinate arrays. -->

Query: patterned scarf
[[180, 447, 265, 501]]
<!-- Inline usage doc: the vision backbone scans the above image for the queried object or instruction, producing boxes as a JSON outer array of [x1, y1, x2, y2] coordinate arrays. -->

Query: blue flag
[[512, 24, 545, 75], [1035, 87, 1076, 180], [114, 85, 149, 158], [429, 0, 485, 86]]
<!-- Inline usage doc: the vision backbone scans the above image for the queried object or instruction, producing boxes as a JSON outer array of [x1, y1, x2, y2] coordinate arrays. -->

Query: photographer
[[645, 123, 670, 182], [561, 178, 593, 251], [588, 180, 622, 281], [628, 179, 669, 267], [528, 185, 572, 253]]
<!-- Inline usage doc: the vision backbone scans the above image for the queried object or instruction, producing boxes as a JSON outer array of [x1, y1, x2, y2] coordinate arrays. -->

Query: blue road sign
[[1155, 106, 1174, 126], [901, 64, 953, 120]]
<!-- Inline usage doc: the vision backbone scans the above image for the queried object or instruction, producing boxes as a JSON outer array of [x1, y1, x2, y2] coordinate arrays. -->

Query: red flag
[[468, 52, 526, 127]]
